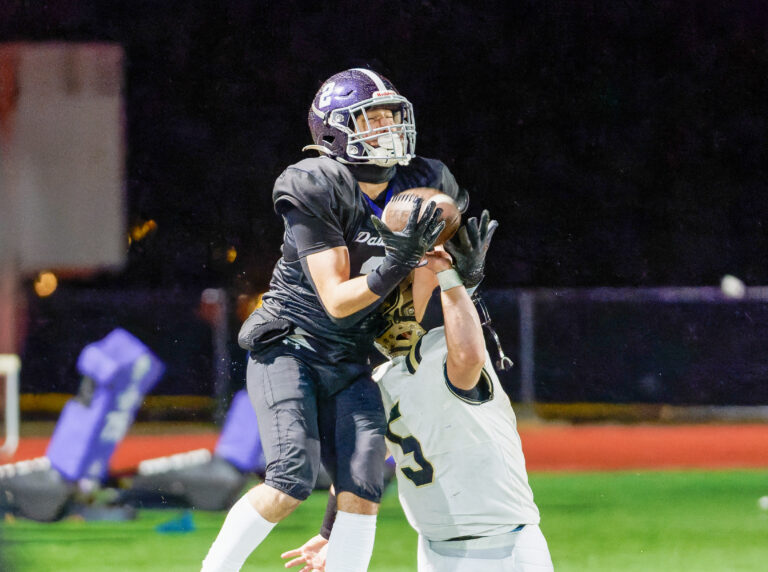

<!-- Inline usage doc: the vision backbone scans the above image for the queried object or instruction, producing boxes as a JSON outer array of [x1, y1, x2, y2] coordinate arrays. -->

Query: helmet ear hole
[[322, 135, 335, 145]]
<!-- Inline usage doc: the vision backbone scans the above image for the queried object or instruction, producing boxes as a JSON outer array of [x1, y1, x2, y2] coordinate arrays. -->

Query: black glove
[[371, 198, 446, 268], [366, 198, 446, 297], [444, 209, 498, 288]]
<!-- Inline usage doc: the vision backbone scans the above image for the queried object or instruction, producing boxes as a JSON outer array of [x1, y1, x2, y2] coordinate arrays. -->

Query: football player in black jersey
[[202, 68, 468, 572]]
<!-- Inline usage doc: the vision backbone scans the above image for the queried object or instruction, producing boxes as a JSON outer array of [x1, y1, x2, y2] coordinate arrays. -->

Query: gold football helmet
[[374, 279, 426, 358]]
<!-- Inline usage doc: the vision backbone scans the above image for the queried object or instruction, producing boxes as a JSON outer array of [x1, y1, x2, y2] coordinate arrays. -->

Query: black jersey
[[247, 155, 464, 363]]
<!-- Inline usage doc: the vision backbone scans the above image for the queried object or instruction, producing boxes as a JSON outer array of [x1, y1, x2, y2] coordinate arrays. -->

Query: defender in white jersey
[[283, 212, 553, 572], [375, 324, 542, 539]]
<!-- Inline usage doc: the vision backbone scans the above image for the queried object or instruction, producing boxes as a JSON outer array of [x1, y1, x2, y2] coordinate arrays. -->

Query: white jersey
[[374, 327, 540, 541]]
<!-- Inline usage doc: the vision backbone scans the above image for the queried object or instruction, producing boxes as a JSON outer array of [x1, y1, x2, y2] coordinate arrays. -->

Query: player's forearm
[[442, 285, 486, 387], [312, 259, 413, 323], [303, 248, 389, 322], [320, 274, 382, 319], [442, 287, 484, 358]]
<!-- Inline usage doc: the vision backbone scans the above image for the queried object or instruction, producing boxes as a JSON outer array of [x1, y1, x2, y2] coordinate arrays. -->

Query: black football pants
[[246, 343, 386, 502]]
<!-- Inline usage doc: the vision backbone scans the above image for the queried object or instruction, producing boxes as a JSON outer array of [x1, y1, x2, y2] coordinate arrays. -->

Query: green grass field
[[2, 469, 767, 571]]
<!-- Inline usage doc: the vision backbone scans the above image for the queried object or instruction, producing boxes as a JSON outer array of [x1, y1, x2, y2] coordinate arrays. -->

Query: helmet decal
[[352, 68, 389, 91]]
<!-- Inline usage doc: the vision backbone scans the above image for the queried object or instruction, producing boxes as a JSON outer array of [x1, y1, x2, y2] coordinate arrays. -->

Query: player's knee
[[336, 491, 380, 515], [263, 468, 316, 502], [247, 483, 303, 522], [262, 434, 321, 501], [333, 443, 387, 504]]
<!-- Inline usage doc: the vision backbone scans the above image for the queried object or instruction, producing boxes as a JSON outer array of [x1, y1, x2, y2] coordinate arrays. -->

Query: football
[[382, 187, 461, 246]]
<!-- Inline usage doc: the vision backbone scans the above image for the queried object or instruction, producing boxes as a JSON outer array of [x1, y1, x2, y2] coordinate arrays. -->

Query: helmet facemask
[[374, 279, 426, 358], [343, 98, 416, 167]]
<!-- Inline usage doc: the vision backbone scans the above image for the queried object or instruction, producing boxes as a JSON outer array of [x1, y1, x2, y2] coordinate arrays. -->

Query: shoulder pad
[[272, 157, 358, 216]]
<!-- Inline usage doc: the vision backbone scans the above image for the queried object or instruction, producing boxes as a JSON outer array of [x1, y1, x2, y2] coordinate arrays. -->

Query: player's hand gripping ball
[[382, 187, 461, 246]]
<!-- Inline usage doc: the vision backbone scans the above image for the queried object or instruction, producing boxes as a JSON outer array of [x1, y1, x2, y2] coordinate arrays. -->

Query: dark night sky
[[3, 0, 768, 292]]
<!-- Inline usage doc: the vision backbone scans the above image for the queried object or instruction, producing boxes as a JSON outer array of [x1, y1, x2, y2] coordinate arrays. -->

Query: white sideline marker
[[0, 354, 20, 460]]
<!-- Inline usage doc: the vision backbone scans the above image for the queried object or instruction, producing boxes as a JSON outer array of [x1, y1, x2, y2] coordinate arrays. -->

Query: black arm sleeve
[[282, 205, 346, 258]]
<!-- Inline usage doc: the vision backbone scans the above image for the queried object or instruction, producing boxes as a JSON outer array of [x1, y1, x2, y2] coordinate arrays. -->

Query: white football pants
[[417, 524, 554, 572]]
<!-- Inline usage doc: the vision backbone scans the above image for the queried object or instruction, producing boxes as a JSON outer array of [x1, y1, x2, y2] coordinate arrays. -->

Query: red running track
[[518, 423, 768, 471], [5, 424, 768, 473]]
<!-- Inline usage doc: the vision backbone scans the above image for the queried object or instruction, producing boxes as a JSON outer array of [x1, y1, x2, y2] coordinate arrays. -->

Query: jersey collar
[[363, 186, 395, 218]]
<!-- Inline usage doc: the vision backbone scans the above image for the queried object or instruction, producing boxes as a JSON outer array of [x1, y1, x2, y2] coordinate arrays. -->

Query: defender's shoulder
[[397, 157, 468, 213], [398, 156, 449, 179]]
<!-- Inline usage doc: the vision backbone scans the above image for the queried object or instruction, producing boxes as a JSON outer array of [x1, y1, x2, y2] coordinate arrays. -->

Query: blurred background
[[2, 0, 767, 411], [1, 1, 768, 571]]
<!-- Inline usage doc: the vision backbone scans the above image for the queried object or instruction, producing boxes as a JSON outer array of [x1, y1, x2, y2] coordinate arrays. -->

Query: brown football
[[382, 187, 461, 246]]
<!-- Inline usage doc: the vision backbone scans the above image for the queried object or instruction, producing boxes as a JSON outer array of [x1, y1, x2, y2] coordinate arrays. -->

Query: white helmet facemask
[[366, 132, 406, 167], [336, 96, 416, 166]]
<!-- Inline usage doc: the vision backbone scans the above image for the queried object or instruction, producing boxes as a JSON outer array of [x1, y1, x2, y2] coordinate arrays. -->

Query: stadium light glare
[[33, 271, 57, 297], [129, 219, 158, 242]]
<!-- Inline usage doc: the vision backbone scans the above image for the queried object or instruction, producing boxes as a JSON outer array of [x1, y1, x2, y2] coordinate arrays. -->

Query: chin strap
[[346, 163, 397, 183], [472, 293, 514, 371], [301, 144, 335, 156]]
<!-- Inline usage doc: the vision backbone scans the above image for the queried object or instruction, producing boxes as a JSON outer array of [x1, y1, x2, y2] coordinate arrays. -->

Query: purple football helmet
[[303, 68, 416, 167]]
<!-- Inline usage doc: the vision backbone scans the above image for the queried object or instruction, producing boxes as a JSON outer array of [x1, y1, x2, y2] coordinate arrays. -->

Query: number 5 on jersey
[[386, 402, 434, 486]]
